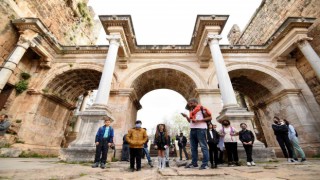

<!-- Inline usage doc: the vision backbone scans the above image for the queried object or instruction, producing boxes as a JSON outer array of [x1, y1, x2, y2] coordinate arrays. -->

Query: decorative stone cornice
[[17, 29, 38, 49], [296, 37, 313, 48], [11, 16, 315, 56]]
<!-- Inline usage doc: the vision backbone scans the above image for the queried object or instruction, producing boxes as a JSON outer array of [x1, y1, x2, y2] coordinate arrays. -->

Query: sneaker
[[294, 158, 298, 161], [148, 161, 154, 168], [235, 162, 241, 166], [290, 159, 297, 163], [91, 162, 99, 168], [251, 161, 256, 166], [199, 164, 209, 170], [100, 163, 106, 169], [185, 163, 198, 168], [301, 158, 307, 162], [287, 158, 291, 162], [247, 162, 251, 166]]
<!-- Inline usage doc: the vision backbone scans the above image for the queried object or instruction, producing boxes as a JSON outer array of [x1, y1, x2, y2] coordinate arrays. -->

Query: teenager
[[207, 123, 220, 169], [239, 123, 256, 166], [126, 120, 148, 172], [272, 116, 295, 162], [219, 119, 240, 166], [154, 124, 169, 169], [92, 117, 114, 169], [283, 119, 306, 162]]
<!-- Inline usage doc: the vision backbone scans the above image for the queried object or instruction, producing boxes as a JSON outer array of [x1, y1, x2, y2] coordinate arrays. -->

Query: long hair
[[155, 124, 168, 139]]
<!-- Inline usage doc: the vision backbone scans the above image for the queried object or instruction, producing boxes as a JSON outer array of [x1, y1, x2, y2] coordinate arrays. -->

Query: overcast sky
[[87, 0, 262, 132]]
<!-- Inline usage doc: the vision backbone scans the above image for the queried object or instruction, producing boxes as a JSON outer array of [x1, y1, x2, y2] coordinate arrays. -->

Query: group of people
[[90, 98, 307, 171]]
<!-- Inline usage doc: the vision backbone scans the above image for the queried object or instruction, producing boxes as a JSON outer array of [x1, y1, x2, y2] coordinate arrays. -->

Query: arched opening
[[229, 69, 284, 147], [131, 68, 198, 101]]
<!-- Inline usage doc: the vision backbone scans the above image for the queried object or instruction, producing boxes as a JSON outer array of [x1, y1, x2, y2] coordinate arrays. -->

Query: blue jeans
[[143, 147, 152, 162], [190, 128, 209, 166]]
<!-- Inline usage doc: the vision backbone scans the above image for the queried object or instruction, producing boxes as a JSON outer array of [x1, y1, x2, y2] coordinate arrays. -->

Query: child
[[239, 123, 255, 166], [92, 117, 114, 169], [126, 120, 148, 172], [207, 123, 220, 169], [154, 124, 169, 169]]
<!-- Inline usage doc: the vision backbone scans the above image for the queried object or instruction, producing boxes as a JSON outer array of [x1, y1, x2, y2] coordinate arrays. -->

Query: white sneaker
[[287, 158, 291, 162], [251, 162, 256, 166], [247, 162, 251, 166]]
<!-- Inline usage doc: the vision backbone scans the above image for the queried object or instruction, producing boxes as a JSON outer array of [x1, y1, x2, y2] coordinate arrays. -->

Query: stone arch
[[37, 63, 119, 99], [123, 61, 208, 91]]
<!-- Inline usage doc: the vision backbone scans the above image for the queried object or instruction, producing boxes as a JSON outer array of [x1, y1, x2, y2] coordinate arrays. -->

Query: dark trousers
[[121, 144, 130, 161], [94, 139, 109, 164], [224, 142, 239, 163], [208, 143, 219, 165], [130, 148, 143, 169], [276, 135, 293, 158], [218, 149, 224, 164], [179, 146, 189, 160], [243, 144, 253, 162]]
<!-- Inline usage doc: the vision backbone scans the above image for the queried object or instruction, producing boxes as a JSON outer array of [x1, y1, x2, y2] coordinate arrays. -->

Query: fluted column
[[297, 37, 320, 80], [0, 29, 38, 92], [207, 34, 238, 109], [73, 91, 91, 133], [93, 34, 121, 106]]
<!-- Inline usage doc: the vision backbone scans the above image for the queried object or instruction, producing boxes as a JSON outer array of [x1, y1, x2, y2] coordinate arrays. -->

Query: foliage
[[18, 151, 58, 158], [111, 157, 118, 162], [15, 80, 28, 94], [79, 173, 87, 177], [15, 119, 22, 123], [0, 143, 11, 148], [163, 113, 189, 138], [20, 72, 31, 80]]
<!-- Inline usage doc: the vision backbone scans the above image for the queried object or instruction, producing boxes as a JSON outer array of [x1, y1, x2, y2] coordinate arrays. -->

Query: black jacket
[[272, 124, 288, 136], [176, 135, 187, 147], [207, 129, 220, 144], [123, 134, 129, 144], [239, 129, 255, 143]]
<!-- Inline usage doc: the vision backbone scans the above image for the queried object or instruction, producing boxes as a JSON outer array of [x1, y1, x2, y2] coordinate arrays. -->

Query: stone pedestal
[[59, 105, 113, 162], [217, 107, 275, 159]]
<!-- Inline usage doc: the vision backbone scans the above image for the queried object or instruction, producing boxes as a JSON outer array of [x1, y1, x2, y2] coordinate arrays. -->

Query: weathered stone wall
[[232, 0, 320, 104], [0, 0, 100, 66]]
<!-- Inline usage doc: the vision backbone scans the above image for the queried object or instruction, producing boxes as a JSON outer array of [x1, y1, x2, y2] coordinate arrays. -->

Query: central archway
[[131, 68, 198, 101]]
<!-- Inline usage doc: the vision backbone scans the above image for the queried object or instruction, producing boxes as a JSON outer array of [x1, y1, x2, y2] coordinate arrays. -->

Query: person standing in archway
[[176, 132, 189, 161], [181, 98, 211, 170], [154, 124, 169, 169]]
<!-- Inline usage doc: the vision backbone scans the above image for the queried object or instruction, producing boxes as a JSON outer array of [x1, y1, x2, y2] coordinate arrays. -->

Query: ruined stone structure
[[0, 0, 320, 159]]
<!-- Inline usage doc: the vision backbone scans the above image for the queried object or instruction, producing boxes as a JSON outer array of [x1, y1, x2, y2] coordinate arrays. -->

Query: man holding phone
[[181, 98, 212, 170]]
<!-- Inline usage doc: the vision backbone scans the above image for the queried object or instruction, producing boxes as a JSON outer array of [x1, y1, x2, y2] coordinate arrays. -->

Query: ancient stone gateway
[[1, 14, 320, 160]]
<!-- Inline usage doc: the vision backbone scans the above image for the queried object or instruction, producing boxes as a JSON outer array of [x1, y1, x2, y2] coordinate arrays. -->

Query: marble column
[[94, 34, 121, 106], [73, 91, 91, 133], [0, 29, 38, 93], [297, 38, 320, 80], [207, 34, 238, 109]]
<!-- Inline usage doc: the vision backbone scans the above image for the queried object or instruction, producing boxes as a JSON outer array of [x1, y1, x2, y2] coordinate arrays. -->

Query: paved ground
[[0, 158, 320, 180]]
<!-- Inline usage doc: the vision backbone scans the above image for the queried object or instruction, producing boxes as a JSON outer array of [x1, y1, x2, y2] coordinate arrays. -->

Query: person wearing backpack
[[283, 119, 306, 162], [207, 123, 220, 169], [239, 123, 255, 166], [219, 119, 240, 166], [181, 98, 212, 170]]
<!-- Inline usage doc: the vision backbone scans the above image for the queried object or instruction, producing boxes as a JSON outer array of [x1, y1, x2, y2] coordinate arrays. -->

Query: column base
[[59, 104, 115, 162]]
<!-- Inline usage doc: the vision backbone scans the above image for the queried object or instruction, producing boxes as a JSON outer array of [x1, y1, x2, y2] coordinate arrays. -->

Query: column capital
[[296, 37, 313, 48], [206, 34, 222, 46], [17, 29, 38, 49], [106, 34, 122, 47]]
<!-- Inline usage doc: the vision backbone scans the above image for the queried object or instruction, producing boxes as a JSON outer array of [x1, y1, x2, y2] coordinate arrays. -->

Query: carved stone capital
[[296, 37, 313, 48], [17, 29, 38, 49], [106, 34, 122, 47], [206, 34, 222, 45]]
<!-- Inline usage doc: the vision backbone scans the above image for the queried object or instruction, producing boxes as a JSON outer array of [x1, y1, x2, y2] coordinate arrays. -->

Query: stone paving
[[0, 158, 320, 180]]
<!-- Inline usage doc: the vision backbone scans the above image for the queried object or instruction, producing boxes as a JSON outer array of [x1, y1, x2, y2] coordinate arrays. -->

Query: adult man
[[181, 98, 212, 170], [176, 132, 189, 161], [126, 120, 148, 172], [0, 114, 10, 137], [92, 117, 114, 169]]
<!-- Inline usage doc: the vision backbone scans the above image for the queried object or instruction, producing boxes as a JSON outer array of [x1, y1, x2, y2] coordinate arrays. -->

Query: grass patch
[[0, 143, 11, 148], [18, 151, 57, 158], [79, 173, 87, 177], [312, 154, 320, 158], [111, 157, 118, 162]]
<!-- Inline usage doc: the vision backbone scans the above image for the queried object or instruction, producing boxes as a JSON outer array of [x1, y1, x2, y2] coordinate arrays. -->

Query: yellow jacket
[[126, 128, 148, 148]]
